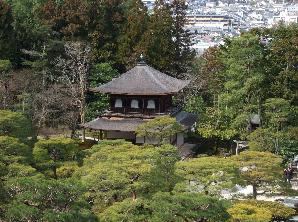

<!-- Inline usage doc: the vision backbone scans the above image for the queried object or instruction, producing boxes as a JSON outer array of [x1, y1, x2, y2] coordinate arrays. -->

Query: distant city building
[[206, 1, 217, 8], [186, 14, 234, 32], [141, 0, 298, 54], [272, 13, 298, 24], [287, 4, 298, 15], [192, 41, 217, 55]]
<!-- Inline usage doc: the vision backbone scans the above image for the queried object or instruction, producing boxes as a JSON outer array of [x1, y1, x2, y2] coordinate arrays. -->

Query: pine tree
[[117, 0, 149, 69], [144, 0, 174, 75], [218, 33, 267, 139], [171, 0, 195, 78], [9, 0, 48, 55], [0, 0, 16, 60]]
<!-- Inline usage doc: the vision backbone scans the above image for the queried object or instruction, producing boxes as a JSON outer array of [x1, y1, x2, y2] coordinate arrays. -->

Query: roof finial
[[137, 54, 146, 66]]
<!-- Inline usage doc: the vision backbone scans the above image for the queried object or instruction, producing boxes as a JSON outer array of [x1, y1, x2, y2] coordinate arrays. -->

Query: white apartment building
[[271, 10, 298, 25], [186, 15, 234, 32]]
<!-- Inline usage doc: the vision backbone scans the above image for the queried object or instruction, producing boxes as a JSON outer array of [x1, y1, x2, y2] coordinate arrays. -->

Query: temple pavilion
[[83, 59, 197, 147]]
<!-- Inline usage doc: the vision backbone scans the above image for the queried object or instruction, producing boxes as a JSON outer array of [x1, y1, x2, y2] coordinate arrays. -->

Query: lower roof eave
[[88, 89, 179, 96], [82, 117, 146, 132], [83, 127, 136, 133]]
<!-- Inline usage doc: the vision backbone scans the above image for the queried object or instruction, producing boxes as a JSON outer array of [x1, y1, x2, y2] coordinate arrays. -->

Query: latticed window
[[131, 99, 139, 108], [147, 100, 155, 109], [115, 99, 123, 108]]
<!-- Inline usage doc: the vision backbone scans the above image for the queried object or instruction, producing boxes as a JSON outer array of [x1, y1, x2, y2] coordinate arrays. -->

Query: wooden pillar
[[124, 97, 127, 114], [99, 130, 103, 140], [110, 96, 113, 110], [142, 98, 145, 114], [158, 98, 161, 113]]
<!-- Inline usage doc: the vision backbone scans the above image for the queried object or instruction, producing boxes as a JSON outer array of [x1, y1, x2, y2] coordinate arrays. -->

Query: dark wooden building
[[83, 60, 196, 146]]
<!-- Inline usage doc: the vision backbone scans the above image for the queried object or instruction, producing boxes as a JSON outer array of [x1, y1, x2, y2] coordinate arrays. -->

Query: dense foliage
[[0, 0, 297, 220], [136, 116, 183, 145], [228, 200, 296, 222], [0, 110, 296, 221], [0, 0, 195, 129], [0, 110, 33, 141], [188, 23, 298, 162]]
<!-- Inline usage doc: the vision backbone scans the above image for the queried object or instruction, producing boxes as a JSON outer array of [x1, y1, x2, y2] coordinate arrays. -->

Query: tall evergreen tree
[[0, 0, 16, 60], [144, 0, 174, 75], [218, 33, 267, 138], [171, 0, 195, 78], [117, 0, 149, 69], [9, 0, 48, 54], [88, 0, 125, 66], [267, 24, 298, 105]]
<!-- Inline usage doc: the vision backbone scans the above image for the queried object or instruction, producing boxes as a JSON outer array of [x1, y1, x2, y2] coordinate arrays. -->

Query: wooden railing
[[111, 107, 160, 116]]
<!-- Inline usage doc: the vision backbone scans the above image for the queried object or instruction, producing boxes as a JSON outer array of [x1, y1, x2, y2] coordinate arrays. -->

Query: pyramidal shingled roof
[[91, 63, 190, 95]]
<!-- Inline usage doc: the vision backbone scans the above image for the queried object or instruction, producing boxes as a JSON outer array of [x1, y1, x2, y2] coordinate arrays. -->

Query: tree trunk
[[81, 127, 86, 143], [100, 130, 103, 140], [22, 97, 25, 112], [274, 137, 279, 154], [252, 184, 257, 199], [80, 90, 86, 143], [3, 82, 8, 109], [79, 56, 87, 143], [36, 104, 47, 133], [132, 190, 137, 201], [53, 166, 57, 180], [215, 138, 219, 154], [257, 97, 262, 127], [64, 41, 90, 142], [70, 127, 76, 139]]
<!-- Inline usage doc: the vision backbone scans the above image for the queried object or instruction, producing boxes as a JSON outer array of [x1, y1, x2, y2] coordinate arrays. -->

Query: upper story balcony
[[100, 95, 181, 119]]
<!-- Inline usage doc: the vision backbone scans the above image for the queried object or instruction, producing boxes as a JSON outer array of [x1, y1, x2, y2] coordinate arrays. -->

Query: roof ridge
[[91, 64, 190, 95], [143, 66, 170, 92]]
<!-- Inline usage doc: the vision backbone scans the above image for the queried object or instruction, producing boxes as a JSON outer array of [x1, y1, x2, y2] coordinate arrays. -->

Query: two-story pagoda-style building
[[83, 60, 197, 147]]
